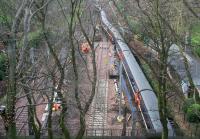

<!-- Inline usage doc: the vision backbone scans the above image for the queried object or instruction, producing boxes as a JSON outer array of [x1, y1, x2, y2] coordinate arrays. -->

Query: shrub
[[182, 98, 195, 113], [186, 104, 200, 123], [0, 53, 7, 80], [192, 46, 200, 57], [191, 23, 200, 57], [28, 30, 43, 48]]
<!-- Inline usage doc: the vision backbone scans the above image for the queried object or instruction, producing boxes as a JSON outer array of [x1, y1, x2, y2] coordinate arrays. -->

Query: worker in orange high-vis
[[52, 103, 61, 111], [52, 104, 56, 111], [81, 43, 90, 54], [83, 47, 89, 53], [134, 91, 141, 107]]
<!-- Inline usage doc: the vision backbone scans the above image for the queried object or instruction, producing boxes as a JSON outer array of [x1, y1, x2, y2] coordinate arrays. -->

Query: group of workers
[[52, 103, 61, 111]]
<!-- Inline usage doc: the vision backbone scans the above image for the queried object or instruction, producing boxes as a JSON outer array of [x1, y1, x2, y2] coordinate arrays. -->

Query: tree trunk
[[33, 2, 70, 137], [47, 91, 54, 139], [158, 52, 168, 139], [24, 86, 41, 139], [43, 31, 70, 139], [47, 107, 53, 139], [75, 7, 98, 139], [121, 106, 127, 136], [6, 34, 17, 139], [6, 1, 27, 138], [75, 113, 86, 139]]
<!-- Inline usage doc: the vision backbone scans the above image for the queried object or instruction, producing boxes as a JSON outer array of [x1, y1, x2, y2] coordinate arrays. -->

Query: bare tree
[[75, 4, 98, 139], [4, 1, 27, 138]]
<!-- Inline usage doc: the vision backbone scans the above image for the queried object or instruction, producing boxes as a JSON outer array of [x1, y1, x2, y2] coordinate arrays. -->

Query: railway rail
[[87, 41, 109, 136], [15, 92, 44, 136], [15, 101, 28, 135]]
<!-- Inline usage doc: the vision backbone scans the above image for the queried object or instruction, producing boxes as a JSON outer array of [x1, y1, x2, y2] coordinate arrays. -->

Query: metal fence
[[0, 127, 200, 138], [85, 128, 132, 136]]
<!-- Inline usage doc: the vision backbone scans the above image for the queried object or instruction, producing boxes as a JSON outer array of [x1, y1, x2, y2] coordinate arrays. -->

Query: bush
[[191, 23, 200, 46], [182, 98, 195, 113], [28, 30, 43, 48], [0, 53, 7, 80], [0, 15, 11, 24], [192, 46, 200, 57], [191, 23, 200, 57], [186, 104, 200, 123]]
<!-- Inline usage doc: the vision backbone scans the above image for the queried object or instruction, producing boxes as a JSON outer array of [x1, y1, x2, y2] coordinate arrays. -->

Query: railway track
[[15, 93, 43, 136], [87, 41, 109, 136], [15, 102, 29, 135]]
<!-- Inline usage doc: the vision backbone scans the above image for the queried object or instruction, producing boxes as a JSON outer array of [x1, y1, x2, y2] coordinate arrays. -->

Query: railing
[[85, 128, 132, 136], [0, 127, 200, 138]]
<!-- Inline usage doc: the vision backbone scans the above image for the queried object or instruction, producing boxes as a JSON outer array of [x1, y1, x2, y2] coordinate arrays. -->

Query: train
[[100, 10, 174, 135]]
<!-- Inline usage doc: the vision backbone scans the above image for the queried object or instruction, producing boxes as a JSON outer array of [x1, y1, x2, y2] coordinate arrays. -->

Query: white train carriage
[[101, 10, 174, 135]]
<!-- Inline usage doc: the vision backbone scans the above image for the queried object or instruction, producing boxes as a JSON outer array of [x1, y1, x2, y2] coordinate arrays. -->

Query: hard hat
[[52, 107, 56, 111]]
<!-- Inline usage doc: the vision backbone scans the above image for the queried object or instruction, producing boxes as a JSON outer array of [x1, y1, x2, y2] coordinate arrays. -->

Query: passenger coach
[[100, 10, 174, 136]]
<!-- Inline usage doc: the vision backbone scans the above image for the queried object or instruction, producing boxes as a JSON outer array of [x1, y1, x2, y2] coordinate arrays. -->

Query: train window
[[130, 78, 136, 87]]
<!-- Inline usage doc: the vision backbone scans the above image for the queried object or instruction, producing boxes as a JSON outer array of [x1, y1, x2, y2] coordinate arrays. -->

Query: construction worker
[[134, 91, 141, 107], [52, 103, 61, 111], [81, 43, 90, 53]]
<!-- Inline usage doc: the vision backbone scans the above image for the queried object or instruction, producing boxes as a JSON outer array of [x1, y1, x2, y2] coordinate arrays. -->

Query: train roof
[[118, 40, 163, 131], [102, 13, 161, 129], [101, 10, 173, 134]]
